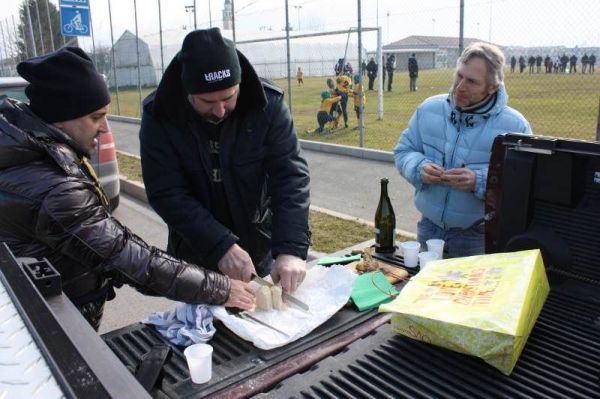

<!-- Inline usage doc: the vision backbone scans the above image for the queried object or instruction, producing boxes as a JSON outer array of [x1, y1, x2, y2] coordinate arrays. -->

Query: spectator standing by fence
[[570, 54, 578, 73], [535, 55, 543, 73], [519, 56, 526, 73], [382, 55, 387, 89], [386, 55, 396, 92], [581, 54, 589, 74], [528, 56, 535, 73], [544, 55, 552, 73], [408, 53, 419, 92], [589, 54, 596, 74], [366, 57, 377, 90]]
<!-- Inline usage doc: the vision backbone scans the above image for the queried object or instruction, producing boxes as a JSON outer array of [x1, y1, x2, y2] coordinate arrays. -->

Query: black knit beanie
[[17, 47, 110, 123], [179, 28, 242, 94]]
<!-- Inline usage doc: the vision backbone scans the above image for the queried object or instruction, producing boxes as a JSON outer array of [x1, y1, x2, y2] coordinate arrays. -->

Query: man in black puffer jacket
[[0, 47, 255, 330], [140, 28, 310, 294]]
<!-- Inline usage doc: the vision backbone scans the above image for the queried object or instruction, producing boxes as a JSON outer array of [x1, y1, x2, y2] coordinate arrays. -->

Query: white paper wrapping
[[211, 264, 356, 350]]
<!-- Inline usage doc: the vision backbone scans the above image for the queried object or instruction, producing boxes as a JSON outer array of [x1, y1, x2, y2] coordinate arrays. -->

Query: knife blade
[[237, 312, 291, 338], [251, 274, 310, 312]]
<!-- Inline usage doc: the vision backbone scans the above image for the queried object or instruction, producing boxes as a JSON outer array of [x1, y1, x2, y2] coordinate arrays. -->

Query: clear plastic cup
[[426, 239, 445, 259], [184, 343, 213, 384], [418, 251, 439, 270], [400, 241, 421, 267]]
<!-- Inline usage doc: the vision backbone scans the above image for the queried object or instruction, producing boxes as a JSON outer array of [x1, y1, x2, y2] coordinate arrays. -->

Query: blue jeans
[[417, 217, 485, 258]]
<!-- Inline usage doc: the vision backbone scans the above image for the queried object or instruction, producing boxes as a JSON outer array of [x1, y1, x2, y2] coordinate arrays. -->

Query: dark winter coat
[[0, 98, 230, 305], [386, 56, 396, 73], [408, 56, 419, 78], [366, 60, 378, 77], [139, 50, 310, 274]]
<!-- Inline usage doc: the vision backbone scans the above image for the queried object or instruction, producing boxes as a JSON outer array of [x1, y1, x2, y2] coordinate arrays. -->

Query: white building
[[108, 30, 157, 88]]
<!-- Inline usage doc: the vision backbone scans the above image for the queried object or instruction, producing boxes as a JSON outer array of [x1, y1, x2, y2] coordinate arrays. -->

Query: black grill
[[261, 289, 600, 399], [533, 199, 600, 283], [102, 304, 384, 398]]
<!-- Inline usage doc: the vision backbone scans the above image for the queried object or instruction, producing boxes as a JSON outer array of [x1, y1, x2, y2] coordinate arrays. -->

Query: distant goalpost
[[236, 27, 384, 121]]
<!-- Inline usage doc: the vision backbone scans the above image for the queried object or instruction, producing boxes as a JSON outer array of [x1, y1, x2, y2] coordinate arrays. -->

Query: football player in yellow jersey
[[315, 90, 342, 133], [352, 74, 366, 122]]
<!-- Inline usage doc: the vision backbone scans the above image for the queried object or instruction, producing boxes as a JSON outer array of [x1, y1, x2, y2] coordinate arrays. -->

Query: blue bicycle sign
[[59, 1, 91, 37]]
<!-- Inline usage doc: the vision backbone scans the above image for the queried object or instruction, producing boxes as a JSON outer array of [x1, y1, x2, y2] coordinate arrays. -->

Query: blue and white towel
[[144, 302, 216, 346]]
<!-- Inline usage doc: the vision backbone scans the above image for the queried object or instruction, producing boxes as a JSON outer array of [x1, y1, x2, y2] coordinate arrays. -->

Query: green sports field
[[110, 67, 599, 151]]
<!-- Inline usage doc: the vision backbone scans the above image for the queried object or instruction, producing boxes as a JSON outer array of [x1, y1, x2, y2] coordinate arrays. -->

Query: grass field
[[111, 67, 599, 151]]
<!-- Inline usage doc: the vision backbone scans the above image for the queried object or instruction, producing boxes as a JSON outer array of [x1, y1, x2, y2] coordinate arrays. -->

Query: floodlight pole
[[133, 0, 142, 117], [377, 27, 383, 120], [358, 0, 364, 147], [596, 97, 600, 141], [284, 0, 292, 114], [107, 0, 120, 115], [459, 0, 464, 55]]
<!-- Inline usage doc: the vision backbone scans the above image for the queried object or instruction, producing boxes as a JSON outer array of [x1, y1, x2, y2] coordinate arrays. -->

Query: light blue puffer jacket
[[394, 84, 531, 229]]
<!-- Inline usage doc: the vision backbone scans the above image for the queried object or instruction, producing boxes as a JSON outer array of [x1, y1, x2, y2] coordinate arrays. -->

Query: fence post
[[596, 97, 600, 142]]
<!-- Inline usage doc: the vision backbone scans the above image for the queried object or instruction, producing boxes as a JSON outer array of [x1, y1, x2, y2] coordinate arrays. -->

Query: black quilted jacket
[[0, 98, 230, 305]]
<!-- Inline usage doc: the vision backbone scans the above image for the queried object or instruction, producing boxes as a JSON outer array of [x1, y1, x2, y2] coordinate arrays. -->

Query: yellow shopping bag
[[379, 249, 549, 375]]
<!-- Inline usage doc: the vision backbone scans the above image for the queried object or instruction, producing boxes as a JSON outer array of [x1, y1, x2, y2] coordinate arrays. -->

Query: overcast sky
[[4, 0, 599, 52]]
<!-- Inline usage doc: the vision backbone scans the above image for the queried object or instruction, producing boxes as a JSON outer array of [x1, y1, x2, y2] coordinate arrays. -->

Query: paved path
[[109, 119, 420, 234]]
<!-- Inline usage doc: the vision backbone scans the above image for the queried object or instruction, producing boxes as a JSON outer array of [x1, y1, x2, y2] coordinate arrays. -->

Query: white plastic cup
[[426, 239, 445, 259], [184, 343, 213, 384], [400, 241, 421, 268], [418, 251, 439, 270]]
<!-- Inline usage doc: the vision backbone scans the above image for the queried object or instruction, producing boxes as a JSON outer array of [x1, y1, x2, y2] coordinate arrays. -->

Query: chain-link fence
[[1, 0, 599, 149]]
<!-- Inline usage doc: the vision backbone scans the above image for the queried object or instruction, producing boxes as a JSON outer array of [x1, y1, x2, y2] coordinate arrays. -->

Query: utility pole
[[386, 11, 389, 43], [293, 5, 302, 31]]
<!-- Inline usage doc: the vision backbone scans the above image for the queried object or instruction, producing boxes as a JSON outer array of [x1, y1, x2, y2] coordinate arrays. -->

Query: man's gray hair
[[457, 42, 505, 86]]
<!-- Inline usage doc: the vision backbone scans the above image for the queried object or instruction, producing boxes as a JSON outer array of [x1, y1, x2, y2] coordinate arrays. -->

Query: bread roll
[[255, 285, 273, 311], [271, 285, 287, 311]]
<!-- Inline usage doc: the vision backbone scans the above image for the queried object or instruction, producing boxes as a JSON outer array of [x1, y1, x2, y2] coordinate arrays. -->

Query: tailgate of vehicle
[[259, 284, 600, 398]]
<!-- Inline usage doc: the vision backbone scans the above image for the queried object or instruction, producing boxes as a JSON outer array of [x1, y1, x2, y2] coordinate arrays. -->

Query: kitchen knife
[[251, 274, 310, 312], [237, 312, 291, 338]]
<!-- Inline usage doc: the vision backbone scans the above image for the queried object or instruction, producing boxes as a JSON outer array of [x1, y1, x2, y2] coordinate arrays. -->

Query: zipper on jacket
[[440, 113, 462, 227]]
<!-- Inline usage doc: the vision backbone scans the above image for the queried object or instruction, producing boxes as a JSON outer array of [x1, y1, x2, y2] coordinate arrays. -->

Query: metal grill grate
[[261, 290, 600, 399], [532, 200, 600, 282], [102, 304, 384, 397]]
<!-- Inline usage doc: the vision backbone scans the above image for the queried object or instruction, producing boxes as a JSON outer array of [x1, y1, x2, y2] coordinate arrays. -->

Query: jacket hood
[[149, 49, 267, 126], [0, 98, 82, 173], [446, 83, 509, 128]]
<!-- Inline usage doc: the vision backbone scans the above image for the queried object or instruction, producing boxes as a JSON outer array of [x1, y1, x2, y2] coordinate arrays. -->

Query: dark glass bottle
[[375, 178, 396, 253]]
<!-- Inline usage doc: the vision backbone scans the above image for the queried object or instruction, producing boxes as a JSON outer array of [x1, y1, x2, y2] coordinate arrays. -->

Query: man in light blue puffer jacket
[[394, 42, 531, 257]]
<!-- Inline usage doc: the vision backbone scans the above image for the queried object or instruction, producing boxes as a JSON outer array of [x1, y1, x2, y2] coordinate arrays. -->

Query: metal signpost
[[59, 0, 91, 37]]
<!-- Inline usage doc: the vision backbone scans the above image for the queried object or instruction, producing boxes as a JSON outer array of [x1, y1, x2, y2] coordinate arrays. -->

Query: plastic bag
[[380, 249, 549, 375]]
